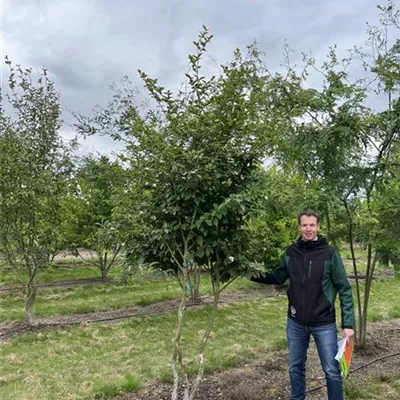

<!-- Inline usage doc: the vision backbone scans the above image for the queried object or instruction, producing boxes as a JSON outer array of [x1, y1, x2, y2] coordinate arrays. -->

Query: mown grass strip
[[2, 273, 399, 325], [0, 297, 287, 400], [0, 276, 257, 323], [0, 263, 123, 286]]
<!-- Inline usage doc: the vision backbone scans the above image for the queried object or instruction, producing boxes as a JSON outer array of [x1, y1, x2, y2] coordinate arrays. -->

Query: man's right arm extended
[[250, 251, 289, 285]]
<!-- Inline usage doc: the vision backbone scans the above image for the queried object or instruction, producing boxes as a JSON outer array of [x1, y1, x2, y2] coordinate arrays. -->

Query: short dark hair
[[297, 209, 320, 225]]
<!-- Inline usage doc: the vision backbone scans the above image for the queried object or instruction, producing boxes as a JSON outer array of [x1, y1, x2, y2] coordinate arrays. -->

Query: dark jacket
[[251, 237, 355, 329]]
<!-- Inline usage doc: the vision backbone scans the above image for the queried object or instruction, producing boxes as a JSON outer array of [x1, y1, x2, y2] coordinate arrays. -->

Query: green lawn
[[1, 252, 399, 400], [1, 276, 399, 400], [344, 372, 400, 399], [0, 258, 124, 286], [357, 277, 400, 320], [0, 297, 288, 400], [0, 273, 257, 323]]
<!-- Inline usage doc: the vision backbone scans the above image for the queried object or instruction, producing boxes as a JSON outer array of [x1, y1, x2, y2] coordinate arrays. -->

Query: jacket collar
[[296, 236, 328, 250]]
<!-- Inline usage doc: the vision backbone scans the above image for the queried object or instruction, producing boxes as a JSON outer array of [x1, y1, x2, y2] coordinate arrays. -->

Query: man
[[251, 210, 355, 400]]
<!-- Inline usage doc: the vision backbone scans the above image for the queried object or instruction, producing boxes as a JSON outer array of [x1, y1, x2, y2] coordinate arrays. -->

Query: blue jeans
[[286, 318, 343, 400]]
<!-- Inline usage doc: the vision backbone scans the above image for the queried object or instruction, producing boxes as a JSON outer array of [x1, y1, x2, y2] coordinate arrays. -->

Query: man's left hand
[[343, 328, 354, 340]]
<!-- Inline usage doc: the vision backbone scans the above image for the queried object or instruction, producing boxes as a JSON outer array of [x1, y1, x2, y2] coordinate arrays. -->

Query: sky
[[1, 0, 391, 155]]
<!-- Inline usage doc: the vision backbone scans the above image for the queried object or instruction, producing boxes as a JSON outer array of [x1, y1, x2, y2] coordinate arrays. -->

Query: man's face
[[299, 215, 320, 241]]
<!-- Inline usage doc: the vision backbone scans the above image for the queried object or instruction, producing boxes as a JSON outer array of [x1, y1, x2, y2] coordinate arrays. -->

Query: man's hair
[[297, 209, 320, 225]]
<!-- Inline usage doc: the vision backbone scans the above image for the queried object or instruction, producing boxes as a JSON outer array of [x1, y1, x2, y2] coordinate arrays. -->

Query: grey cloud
[[4, 0, 390, 154]]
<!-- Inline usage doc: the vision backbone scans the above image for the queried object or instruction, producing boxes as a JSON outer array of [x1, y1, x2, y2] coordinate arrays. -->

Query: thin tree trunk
[[98, 252, 106, 281], [189, 271, 220, 400], [50, 251, 58, 262], [24, 266, 38, 325], [104, 246, 122, 277], [192, 265, 201, 301], [100, 269, 107, 281], [171, 286, 188, 400], [169, 239, 190, 400], [100, 251, 108, 281], [343, 200, 362, 343], [360, 247, 377, 346]]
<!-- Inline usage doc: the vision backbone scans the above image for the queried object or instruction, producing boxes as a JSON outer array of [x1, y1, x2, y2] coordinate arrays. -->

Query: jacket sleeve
[[331, 250, 355, 329], [250, 251, 289, 285]]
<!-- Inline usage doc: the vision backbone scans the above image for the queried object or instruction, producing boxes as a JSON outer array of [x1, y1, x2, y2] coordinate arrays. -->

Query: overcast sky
[[1, 0, 389, 155]]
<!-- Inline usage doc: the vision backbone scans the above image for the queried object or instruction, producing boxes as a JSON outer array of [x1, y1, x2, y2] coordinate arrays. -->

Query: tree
[[136, 33, 278, 400], [62, 155, 127, 280], [0, 59, 73, 324], [267, 1, 400, 346], [344, 2, 400, 345], [373, 139, 400, 276], [76, 28, 282, 400], [246, 167, 318, 268]]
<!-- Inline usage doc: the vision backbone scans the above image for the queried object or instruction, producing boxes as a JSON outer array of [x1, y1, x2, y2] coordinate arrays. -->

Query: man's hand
[[343, 328, 354, 339]]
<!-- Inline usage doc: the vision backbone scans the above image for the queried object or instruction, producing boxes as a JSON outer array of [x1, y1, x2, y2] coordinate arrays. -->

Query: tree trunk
[[100, 252, 108, 281], [104, 246, 122, 280], [100, 267, 107, 281], [24, 269, 38, 325], [171, 286, 189, 400], [171, 263, 222, 400], [50, 251, 58, 263], [360, 248, 377, 347], [188, 271, 220, 400], [191, 265, 201, 302], [344, 201, 362, 344]]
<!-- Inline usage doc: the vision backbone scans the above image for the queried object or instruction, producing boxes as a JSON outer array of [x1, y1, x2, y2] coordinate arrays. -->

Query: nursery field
[[0, 255, 399, 400]]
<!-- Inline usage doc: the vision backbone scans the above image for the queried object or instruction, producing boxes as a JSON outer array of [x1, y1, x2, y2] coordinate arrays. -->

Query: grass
[[1, 251, 399, 399], [93, 375, 141, 399], [0, 274, 258, 323], [340, 246, 398, 278], [0, 259, 124, 286], [0, 278, 194, 322], [0, 297, 287, 400], [1, 274, 399, 399], [352, 277, 400, 322], [344, 373, 400, 399]]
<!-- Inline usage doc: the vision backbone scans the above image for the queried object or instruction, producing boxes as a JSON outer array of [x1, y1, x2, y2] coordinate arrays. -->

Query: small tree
[[343, 2, 400, 345], [0, 59, 73, 324], [77, 28, 280, 399], [134, 32, 276, 399], [269, 2, 400, 346], [373, 142, 400, 277], [246, 167, 316, 267], [62, 155, 126, 280]]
